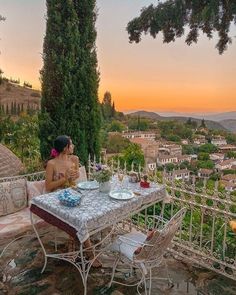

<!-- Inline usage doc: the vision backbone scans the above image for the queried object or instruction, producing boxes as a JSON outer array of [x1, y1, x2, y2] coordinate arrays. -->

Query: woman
[[45, 135, 79, 192], [45, 135, 102, 268]]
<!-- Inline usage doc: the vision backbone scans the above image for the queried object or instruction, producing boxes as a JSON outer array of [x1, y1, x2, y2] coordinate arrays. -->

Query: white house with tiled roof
[[164, 169, 190, 182], [122, 131, 157, 140], [211, 136, 227, 146], [158, 143, 182, 156], [157, 154, 178, 166], [210, 153, 225, 161], [216, 159, 236, 171]]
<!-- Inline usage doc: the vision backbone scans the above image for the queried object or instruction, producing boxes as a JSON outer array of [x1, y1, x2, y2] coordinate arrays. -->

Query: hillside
[[128, 111, 162, 120], [220, 119, 236, 133], [204, 111, 236, 122], [155, 111, 236, 122], [0, 81, 41, 113], [129, 111, 227, 131]]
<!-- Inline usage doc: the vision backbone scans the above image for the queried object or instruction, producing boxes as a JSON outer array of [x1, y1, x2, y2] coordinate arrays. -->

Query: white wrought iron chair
[[108, 207, 186, 295]]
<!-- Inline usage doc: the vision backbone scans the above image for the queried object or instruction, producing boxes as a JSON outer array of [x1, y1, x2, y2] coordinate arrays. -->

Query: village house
[[220, 174, 236, 192], [177, 155, 191, 164], [164, 169, 190, 182], [158, 143, 182, 156], [144, 142, 160, 159], [193, 135, 207, 146], [211, 136, 227, 146], [221, 174, 236, 183], [198, 168, 214, 179], [146, 157, 157, 171], [122, 131, 157, 140], [221, 181, 236, 192], [157, 154, 178, 166], [218, 145, 236, 153], [210, 153, 225, 162], [129, 138, 160, 159], [215, 159, 236, 171]]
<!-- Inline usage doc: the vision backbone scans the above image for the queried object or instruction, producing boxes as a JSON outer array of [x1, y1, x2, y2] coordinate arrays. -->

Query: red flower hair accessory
[[50, 148, 59, 158]]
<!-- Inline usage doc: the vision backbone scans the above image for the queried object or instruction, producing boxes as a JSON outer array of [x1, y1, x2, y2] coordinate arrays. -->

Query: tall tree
[[40, 0, 101, 164], [200, 118, 206, 128], [73, 0, 101, 163], [102, 91, 113, 121], [0, 69, 3, 85], [127, 1, 236, 54]]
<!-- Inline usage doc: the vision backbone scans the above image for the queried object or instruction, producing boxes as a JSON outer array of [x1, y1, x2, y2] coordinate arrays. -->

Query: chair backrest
[[135, 207, 186, 262]]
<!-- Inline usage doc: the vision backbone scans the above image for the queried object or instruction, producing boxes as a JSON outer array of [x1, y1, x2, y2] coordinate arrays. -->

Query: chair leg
[[148, 268, 152, 295], [136, 266, 148, 295], [108, 256, 119, 288], [164, 259, 173, 286]]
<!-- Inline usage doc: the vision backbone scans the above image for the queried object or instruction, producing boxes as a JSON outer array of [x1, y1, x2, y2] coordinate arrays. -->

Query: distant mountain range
[[128, 111, 232, 132], [220, 119, 236, 132], [148, 111, 236, 121]]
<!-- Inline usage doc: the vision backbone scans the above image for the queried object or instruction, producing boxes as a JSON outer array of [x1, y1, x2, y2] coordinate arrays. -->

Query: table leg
[[30, 211, 88, 293], [30, 211, 48, 273]]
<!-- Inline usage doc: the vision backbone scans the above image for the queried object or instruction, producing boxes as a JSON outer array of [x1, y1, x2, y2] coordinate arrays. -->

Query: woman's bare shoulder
[[46, 159, 56, 168], [69, 155, 79, 163]]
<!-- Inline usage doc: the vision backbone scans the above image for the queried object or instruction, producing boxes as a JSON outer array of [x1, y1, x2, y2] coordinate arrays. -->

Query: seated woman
[[45, 135, 79, 192], [45, 135, 102, 268]]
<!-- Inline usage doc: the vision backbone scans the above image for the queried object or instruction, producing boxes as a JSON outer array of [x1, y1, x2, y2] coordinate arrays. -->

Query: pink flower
[[50, 148, 59, 158]]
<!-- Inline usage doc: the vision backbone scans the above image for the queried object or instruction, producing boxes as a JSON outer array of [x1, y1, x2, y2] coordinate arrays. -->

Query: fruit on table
[[229, 220, 236, 233]]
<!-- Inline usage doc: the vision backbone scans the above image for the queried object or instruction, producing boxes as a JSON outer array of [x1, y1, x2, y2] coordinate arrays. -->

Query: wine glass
[[118, 169, 124, 189]]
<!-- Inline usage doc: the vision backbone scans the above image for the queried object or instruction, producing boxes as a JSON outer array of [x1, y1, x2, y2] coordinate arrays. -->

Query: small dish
[[77, 180, 99, 190], [58, 189, 81, 207], [109, 189, 134, 200]]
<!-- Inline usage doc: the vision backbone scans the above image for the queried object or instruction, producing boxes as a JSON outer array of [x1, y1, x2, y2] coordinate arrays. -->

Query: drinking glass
[[118, 170, 124, 189]]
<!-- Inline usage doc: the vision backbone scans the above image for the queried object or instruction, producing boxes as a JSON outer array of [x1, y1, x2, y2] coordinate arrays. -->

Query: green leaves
[[127, 0, 236, 54]]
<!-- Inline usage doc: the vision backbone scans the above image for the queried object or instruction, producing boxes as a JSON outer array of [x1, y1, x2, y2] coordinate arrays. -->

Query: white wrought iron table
[[30, 179, 166, 295]]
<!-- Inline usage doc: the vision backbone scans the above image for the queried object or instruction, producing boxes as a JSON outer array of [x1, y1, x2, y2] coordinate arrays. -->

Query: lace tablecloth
[[30, 178, 166, 243]]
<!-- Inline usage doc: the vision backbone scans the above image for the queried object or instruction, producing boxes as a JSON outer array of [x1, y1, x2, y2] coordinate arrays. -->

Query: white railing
[[88, 156, 236, 281], [0, 171, 45, 183]]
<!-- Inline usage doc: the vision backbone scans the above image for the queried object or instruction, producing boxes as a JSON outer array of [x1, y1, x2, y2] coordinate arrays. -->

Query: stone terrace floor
[[1, 232, 236, 295]]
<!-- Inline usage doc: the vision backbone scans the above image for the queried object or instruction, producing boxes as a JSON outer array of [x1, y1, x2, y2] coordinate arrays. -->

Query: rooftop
[[221, 174, 236, 181]]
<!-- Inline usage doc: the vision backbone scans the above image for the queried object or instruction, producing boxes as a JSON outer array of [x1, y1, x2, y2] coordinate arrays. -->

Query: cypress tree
[[40, 0, 101, 164], [17, 103, 21, 115], [72, 0, 101, 162], [11, 102, 14, 115], [13, 101, 17, 115]]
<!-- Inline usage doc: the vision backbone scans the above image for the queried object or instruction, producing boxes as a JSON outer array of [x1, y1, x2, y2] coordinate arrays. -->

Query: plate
[[109, 189, 134, 200], [77, 180, 99, 190]]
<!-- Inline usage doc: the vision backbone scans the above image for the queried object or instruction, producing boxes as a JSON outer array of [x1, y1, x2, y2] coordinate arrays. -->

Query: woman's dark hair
[[54, 135, 71, 153], [44, 135, 71, 169]]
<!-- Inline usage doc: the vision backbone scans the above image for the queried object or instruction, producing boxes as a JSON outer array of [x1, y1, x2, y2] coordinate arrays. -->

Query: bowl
[[58, 189, 81, 207]]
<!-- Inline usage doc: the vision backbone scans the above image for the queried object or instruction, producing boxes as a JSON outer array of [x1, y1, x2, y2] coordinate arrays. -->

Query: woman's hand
[[67, 168, 79, 181]]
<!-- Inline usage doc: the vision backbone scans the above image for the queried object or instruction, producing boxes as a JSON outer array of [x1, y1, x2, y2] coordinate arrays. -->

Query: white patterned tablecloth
[[31, 178, 166, 243]]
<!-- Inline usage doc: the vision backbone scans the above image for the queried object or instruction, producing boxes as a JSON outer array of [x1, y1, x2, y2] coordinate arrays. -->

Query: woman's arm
[[45, 161, 67, 192], [70, 155, 80, 179]]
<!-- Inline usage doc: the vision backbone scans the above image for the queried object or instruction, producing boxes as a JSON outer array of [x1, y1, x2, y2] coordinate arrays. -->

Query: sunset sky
[[0, 0, 236, 113]]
